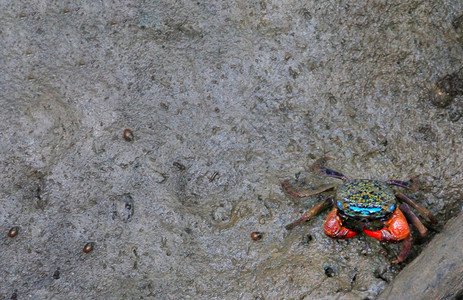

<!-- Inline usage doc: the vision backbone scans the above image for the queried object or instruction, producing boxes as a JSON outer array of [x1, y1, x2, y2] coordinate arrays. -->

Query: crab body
[[337, 179, 396, 220], [283, 158, 436, 263]]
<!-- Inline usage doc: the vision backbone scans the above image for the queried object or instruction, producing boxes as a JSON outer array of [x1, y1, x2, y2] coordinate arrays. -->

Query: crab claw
[[324, 208, 358, 239], [363, 208, 410, 243]]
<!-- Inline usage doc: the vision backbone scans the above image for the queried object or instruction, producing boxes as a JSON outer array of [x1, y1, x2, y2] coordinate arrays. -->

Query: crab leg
[[396, 192, 437, 224], [392, 234, 413, 264], [387, 179, 418, 191], [399, 203, 428, 238], [363, 208, 410, 243], [282, 180, 335, 198], [285, 198, 332, 230], [323, 208, 358, 239], [311, 157, 350, 181]]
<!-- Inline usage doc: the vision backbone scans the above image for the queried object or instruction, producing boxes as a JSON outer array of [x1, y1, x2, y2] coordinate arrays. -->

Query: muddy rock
[[378, 212, 463, 300]]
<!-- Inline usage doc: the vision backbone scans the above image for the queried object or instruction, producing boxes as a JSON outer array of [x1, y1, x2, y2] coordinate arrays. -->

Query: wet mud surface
[[1, 1, 463, 299]]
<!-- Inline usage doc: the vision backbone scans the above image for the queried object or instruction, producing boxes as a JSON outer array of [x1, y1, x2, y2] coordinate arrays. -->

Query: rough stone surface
[[1, 1, 462, 299]]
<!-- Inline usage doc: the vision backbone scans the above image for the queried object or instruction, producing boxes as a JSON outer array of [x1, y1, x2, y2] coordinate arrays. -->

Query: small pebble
[[324, 265, 335, 277], [7, 227, 19, 238], [123, 129, 134, 141], [429, 87, 452, 108], [250, 232, 263, 241], [53, 268, 60, 280], [83, 242, 94, 253]]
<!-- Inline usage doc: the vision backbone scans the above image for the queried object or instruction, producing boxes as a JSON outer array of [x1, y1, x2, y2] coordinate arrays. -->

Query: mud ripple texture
[[1, 1, 463, 299]]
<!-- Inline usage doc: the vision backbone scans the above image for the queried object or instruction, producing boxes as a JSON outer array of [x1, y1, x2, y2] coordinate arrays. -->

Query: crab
[[282, 157, 436, 263]]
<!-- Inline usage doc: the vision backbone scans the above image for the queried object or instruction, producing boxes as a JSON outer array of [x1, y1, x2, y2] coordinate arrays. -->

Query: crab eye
[[388, 204, 396, 212]]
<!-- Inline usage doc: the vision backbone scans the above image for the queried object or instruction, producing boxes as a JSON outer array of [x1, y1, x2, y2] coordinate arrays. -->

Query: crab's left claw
[[363, 208, 410, 243], [363, 208, 411, 263]]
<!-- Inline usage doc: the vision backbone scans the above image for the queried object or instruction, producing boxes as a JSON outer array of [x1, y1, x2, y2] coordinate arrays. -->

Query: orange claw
[[324, 208, 358, 239], [363, 208, 410, 243]]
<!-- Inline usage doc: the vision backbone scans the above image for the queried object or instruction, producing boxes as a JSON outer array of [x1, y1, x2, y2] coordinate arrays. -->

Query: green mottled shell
[[336, 179, 396, 219]]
